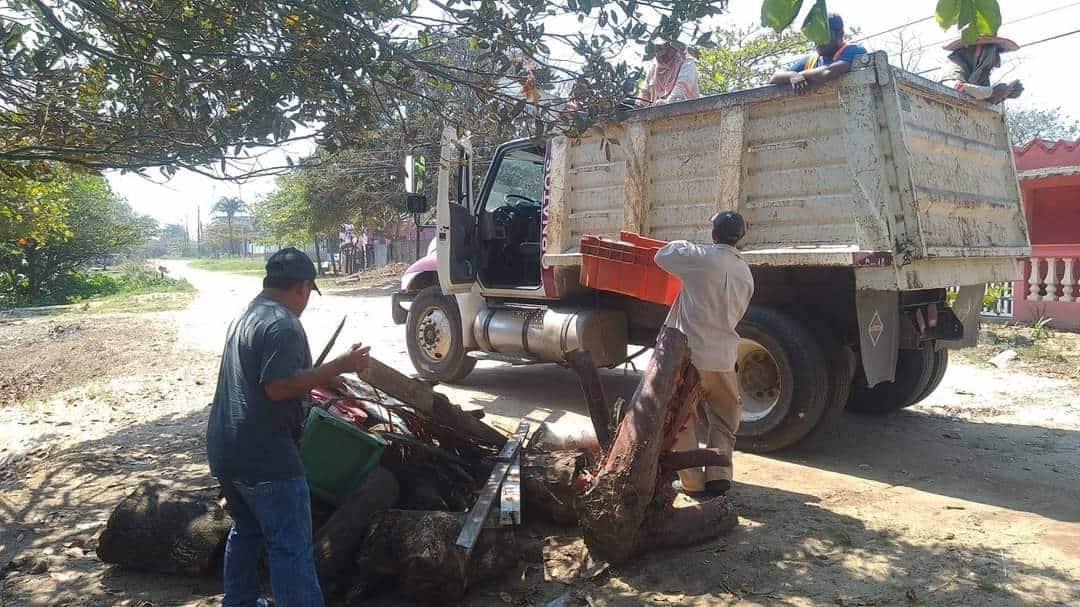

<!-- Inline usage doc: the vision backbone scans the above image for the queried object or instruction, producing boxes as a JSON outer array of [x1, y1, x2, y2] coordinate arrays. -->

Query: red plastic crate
[[579, 231, 681, 305]]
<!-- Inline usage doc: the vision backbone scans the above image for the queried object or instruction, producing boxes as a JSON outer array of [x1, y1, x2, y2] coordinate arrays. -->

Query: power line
[[852, 15, 934, 44], [914, 27, 1080, 75], [1018, 27, 1080, 49], [914, 1, 1080, 52]]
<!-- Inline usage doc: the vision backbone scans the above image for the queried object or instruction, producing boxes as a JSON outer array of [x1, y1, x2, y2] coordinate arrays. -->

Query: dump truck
[[392, 52, 1030, 452]]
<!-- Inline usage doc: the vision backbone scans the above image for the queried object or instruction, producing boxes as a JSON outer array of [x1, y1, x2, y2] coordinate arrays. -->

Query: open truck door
[[436, 127, 478, 294]]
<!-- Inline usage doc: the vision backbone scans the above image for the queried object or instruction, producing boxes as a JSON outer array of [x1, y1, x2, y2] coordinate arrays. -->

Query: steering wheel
[[504, 194, 539, 207]]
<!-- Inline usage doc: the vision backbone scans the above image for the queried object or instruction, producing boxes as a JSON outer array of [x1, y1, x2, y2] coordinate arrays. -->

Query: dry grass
[[956, 323, 1080, 379]]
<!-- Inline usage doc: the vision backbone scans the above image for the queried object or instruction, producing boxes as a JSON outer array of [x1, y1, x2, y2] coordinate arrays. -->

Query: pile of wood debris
[[96, 329, 736, 604]]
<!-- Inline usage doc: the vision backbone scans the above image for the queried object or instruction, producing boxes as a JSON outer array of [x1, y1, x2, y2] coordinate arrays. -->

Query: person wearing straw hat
[[637, 39, 701, 107], [941, 34, 1024, 104], [770, 13, 866, 94]]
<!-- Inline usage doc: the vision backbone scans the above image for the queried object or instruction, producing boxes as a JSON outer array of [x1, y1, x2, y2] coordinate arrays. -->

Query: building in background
[[1013, 138, 1080, 330]]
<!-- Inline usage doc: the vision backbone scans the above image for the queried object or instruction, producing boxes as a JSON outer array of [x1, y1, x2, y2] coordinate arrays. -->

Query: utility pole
[[196, 204, 203, 258]]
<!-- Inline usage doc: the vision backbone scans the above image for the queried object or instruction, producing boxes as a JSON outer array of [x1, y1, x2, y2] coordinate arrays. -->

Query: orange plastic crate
[[579, 231, 681, 305]]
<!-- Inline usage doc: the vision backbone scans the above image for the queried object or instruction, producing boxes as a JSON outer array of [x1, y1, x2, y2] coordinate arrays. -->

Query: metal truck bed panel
[[894, 74, 1029, 256], [545, 52, 1029, 287]]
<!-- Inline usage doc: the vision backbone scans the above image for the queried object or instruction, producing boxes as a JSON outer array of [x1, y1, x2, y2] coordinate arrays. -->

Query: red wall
[[1028, 186, 1080, 245]]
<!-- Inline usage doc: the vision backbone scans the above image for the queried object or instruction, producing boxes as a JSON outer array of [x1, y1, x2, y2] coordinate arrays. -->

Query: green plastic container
[[301, 407, 388, 504]]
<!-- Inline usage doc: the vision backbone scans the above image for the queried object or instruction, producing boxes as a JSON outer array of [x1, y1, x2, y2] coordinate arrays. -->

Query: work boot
[[704, 480, 731, 497], [671, 480, 706, 499]]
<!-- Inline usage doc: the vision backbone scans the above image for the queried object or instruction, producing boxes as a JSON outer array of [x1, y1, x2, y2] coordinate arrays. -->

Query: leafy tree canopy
[[1, 0, 1000, 180], [1006, 107, 1080, 147]]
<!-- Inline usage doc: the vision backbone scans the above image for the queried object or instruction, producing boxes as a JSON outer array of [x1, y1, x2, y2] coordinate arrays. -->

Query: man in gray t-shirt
[[207, 247, 371, 607]]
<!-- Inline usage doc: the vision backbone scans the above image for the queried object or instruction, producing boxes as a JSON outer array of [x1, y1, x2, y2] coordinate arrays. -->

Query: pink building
[[1013, 138, 1080, 330]]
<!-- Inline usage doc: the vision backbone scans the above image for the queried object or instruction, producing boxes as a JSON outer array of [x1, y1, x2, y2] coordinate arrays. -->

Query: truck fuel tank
[[473, 306, 628, 367]]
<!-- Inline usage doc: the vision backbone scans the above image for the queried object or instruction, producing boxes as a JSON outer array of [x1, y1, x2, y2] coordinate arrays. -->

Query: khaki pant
[[673, 370, 741, 492]]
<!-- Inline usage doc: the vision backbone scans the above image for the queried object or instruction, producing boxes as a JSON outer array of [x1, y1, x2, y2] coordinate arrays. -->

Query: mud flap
[[856, 289, 899, 387], [945, 284, 983, 349]]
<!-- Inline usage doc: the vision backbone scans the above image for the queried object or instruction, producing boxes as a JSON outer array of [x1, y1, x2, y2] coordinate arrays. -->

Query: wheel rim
[[737, 338, 782, 423], [415, 305, 452, 363]]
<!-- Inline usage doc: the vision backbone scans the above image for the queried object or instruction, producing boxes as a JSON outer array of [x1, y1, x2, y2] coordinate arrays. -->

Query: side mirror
[[403, 193, 429, 214]]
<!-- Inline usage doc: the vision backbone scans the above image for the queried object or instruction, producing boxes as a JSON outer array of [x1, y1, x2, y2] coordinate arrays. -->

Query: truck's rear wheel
[[905, 347, 949, 408], [811, 338, 857, 433], [734, 307, 830, 453], [406, 286, 476, 383], [846, 343, 935, 415]]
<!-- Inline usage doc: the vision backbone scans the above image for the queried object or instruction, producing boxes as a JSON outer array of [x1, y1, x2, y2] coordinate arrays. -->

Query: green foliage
[[0, 166, 156, 304], [936, 0, 1001, 45], [800, 0, 830, 45], [188, 257, 266, 274], [697, 27, 810, 94], [2, 262, 191, 308], [1031, 314, 1054, 342], [1006, 107, 1080, 146], [761, 1, 1002, 47], [983, 283, 1005, 310], [116, 262, 194, 293], [761, 0, 806, 31], [1, 1, 1003, 179]]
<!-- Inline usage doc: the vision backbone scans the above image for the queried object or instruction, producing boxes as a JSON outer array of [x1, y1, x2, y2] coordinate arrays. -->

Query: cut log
[[351, 510, 518, 604], [356, 357, 436, 411], [521, 451, 586, 526], [314, 466, 399, 596], [353, 358, 506, 452], [578, 327, 730, 563], [564, 349, 613, 450], [97, 482, 232, 576]]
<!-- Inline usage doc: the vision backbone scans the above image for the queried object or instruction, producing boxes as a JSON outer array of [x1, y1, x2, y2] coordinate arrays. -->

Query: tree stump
[[97, 481, 232, 576], [314, 466, 399, 596], [521, 451, 586, 526], [577, 327, 737, 564], [350, 510, 518, 604]]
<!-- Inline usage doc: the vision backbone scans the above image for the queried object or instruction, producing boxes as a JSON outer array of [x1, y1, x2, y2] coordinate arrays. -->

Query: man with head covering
[[637, 40, 700, 107], [941, 34, 1023, 105], [654, 212, 755, 498], [770, 13, 866, 93]]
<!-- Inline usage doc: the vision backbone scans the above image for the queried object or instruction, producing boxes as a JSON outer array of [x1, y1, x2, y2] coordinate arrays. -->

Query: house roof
[[1013, 138, 1080, 172]]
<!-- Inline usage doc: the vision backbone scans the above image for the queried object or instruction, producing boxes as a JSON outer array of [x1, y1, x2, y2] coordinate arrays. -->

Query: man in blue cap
[[207, 247, 371, 607], [770, 13, 866, 94]]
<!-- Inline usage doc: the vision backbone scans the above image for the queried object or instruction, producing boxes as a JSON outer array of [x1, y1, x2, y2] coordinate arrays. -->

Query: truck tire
[[904, 347, 949, 408], [406, 286, 476, 383], [734, 307, 830, 453], [846, 343, 935, 415], [810, 339, 857, 434]]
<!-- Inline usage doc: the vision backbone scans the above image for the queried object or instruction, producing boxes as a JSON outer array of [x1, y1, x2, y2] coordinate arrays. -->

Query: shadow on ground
[[456, 363, 1080, 524], [3, 364, 1078, 607]]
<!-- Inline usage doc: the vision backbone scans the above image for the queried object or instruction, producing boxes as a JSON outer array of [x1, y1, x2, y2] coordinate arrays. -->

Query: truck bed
[[541, 52, 1029, 289]]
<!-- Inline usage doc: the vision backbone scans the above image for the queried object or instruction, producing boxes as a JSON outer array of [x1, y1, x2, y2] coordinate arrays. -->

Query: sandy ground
[[1, 260, 1078, 607]]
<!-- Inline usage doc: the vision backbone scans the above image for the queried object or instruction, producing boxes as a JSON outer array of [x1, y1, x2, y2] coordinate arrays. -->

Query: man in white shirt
[[654, 211, 754, 497]]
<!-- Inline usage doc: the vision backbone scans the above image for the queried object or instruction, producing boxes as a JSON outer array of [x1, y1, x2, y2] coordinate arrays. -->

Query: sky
[[109, 0, 1080, 232]]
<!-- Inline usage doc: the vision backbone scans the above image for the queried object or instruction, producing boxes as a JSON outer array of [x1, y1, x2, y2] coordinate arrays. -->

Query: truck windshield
[[484, 151, 544, 212]]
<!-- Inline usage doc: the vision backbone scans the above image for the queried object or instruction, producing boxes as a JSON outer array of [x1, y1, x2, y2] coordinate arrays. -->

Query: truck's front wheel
[[406, 286, 477, 383], [734, 307, 830, 453]]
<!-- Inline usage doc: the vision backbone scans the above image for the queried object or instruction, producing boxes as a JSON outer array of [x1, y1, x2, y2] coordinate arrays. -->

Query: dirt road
[[2, 261, 1078, 606]]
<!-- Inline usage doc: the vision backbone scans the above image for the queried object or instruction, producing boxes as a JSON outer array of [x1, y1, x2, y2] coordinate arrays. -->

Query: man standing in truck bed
[[654, 212, 754, 497]]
